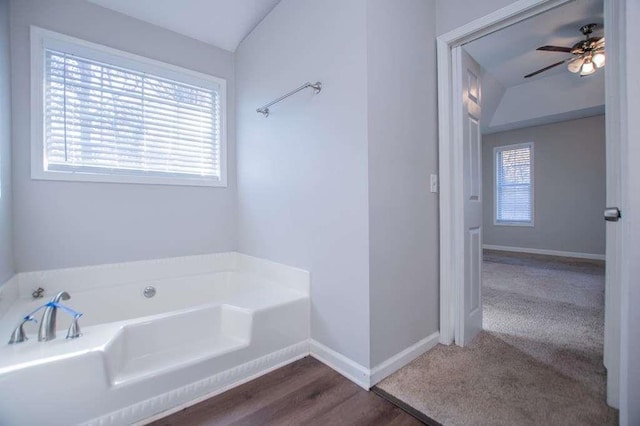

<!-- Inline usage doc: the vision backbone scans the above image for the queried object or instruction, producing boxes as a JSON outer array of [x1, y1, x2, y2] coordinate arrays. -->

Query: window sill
[[493, 221, 534, 227], [31, 168, 227, 188]]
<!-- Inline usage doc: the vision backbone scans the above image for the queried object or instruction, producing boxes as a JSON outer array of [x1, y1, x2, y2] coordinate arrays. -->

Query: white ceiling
[[465, 0, 604, 88], [86, 0, 282, 52]]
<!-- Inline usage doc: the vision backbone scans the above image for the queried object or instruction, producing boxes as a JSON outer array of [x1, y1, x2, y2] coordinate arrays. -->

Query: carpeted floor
[[376, 250, 618, 426]]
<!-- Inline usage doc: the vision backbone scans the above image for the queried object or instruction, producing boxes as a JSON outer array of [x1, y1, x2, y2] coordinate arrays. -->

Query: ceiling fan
[[524, 23, 605, 79]]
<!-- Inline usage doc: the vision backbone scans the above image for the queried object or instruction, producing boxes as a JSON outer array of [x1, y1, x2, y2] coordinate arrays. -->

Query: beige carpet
[[376, 251, 618, 426]]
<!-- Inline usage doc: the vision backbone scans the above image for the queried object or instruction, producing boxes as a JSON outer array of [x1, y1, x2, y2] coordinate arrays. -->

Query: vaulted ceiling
[[86, 0, 282, 52]]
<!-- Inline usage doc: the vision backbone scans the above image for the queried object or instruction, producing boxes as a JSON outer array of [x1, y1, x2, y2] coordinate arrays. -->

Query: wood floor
[[149, 357, 424, 426]]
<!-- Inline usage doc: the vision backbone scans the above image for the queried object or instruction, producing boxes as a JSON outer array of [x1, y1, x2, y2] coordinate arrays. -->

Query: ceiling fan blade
[[524, 60, 566, 78], [537, 45, 573, 53]]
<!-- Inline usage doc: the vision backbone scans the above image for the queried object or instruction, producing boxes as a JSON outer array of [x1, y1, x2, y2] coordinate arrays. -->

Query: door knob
[[604, 207, 621, 222]]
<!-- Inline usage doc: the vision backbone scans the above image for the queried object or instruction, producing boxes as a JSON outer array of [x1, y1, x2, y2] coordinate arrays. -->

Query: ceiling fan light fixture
[[567, 58, 583, 73], [593, 52, 606, 68], [580, 58, 595, 76]]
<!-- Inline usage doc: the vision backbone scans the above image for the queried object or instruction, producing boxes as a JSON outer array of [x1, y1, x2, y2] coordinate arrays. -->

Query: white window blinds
[[43, 48, 222, 182], [495, 144, 533, 224]]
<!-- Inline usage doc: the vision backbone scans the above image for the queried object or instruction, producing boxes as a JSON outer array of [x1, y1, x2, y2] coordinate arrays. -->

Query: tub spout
[[38, 291, 70, 342]]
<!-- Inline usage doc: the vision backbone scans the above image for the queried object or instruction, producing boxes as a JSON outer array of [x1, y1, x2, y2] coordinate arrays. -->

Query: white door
[[603, 33, 622, 410], [603, 0, 624, 409], [455, 47, 483, 346]]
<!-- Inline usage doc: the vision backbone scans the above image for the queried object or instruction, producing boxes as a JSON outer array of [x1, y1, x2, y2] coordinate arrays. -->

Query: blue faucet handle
[[50, 302, 83, 319], [23, 315, 38, 324], [23, 303, 50, 321]]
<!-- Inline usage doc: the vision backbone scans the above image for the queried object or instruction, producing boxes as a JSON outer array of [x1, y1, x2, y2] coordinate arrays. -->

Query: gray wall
[[236, 0, 442, 369], [0, 0, 14, 282], [236, 0, 371, 367], [482, 115, 606, 256], [367, 0, 439, 366], [10, 0, 237, 271]]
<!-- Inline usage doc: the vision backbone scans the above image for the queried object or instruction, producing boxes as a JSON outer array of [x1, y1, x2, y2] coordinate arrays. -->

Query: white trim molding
[[369, 332, 440, 385], [310, 332, 440, 390], [309, 339, 371, 390], [483, 244, 605, 261]]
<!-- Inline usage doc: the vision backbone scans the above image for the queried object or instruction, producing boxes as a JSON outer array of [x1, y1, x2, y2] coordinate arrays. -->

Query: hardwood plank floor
[[149, 357, 424, 426]]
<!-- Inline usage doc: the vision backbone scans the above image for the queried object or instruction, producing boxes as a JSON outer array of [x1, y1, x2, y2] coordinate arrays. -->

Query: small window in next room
[[494, 142, 533, 226], [30, 27, 227, 187]]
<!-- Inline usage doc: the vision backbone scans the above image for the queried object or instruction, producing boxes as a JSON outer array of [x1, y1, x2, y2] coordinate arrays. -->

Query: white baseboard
[[369, 332, 440, 385], [310, 333, 440, 390], [309, 339, 371, 390], [483, 244, 605, 261]]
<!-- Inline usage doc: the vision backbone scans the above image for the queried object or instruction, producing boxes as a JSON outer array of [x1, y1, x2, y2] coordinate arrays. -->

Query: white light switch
[[430, 174, 438, 193]]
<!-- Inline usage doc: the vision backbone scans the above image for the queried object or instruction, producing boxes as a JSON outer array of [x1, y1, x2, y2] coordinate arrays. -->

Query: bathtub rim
[[0, 251, 310, 323]]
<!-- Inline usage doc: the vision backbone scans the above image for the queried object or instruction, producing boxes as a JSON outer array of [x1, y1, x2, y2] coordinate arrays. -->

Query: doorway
[[437, 0, 622, 412]]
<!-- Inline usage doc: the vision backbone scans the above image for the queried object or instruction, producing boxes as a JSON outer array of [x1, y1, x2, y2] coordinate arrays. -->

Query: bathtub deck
[[149, 356, 423, 426]]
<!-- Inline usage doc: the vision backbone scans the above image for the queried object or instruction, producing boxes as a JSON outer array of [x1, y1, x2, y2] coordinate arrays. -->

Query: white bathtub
[[0, 253, 310, 425]]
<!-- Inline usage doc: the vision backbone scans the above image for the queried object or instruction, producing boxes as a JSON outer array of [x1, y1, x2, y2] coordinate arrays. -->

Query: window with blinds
[[32, 28, 226, 187], [495, 143, 533, 225]]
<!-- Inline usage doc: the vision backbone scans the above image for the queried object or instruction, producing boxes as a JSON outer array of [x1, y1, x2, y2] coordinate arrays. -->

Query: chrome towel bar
[[257, 81, 322, 117]]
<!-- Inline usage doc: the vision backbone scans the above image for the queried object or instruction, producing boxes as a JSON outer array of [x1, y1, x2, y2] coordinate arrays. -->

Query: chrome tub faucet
[[8, 291, 82, 344], [38, 291, 71, 342]]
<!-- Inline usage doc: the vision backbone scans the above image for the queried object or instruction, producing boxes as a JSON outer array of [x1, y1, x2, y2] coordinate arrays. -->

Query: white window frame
[[30, 26, 227, 187], [493, 142, 534, 227]]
